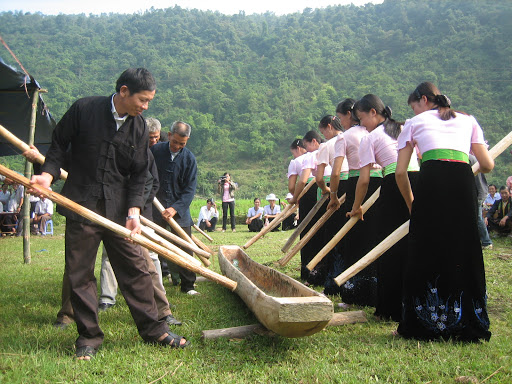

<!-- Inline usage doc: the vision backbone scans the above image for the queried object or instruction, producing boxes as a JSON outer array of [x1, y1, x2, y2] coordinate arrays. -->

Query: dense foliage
[[1, 0, 511, 197]]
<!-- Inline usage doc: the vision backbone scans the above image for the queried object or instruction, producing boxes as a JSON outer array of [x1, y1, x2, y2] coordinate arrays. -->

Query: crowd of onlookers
[[482, 182, 512, 244], [0, 176, 53, 236], [196, 173, 298, 234]]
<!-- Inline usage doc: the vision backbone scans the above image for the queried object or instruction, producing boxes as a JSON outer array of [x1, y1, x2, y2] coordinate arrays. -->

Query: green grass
[[0, 224, 511, 383]]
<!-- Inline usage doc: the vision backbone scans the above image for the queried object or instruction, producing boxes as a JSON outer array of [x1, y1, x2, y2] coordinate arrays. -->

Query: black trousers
[[199, 217, 217, 232], [65, 219, 167, 349], [222, 201, 236, 230], [247, 218, 263, 232]]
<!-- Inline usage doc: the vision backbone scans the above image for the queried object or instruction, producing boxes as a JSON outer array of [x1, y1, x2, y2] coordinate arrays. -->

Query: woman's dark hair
[[488, 184, 497, 190], [335, 98, 359, 124], [303, 130, 325, 144], [290, 138, 305, 150], [319, 115, 343, 132], [223, 172, 230, 177], [115, 67, 156, 94], [407, 82, 456, 121], [254, 197, 260, 203], [354, 94, 402, 139]]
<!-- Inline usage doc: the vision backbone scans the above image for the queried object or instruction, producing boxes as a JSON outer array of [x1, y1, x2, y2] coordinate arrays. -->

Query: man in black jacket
[[151, 121, 198, 295], [30, 68, 188, 359]]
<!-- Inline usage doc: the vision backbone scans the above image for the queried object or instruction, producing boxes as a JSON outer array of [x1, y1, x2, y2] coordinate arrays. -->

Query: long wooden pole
[[140, 215, 209, 257], [0, 124, 68, 179], [0, 164, 236, 290], [334, 221, 409, 286], [140, 225, 202, 265], [306, 187, 381, 271], [281, 193, 329, 253], [278, 193, 346, 266], [243, 179, 315, 249], [333, 130, 512, 286], [193, 224, 213, 242], [191, 234, 214, 255], [153, 198, 212, 266]]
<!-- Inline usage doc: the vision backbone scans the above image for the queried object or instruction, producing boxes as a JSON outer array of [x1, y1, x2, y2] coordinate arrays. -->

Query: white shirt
[[0, 189, 10, 206], [7, 186, 24, 212], [197, 205, 218, 226], [111, 94, 128, 131], [263, 204, 281, 216], [247, 207, 264, 218], [35, 199, 54, 215]]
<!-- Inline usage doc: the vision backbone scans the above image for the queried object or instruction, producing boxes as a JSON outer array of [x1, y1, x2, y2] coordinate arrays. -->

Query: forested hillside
[[1, 0, 511, 198]]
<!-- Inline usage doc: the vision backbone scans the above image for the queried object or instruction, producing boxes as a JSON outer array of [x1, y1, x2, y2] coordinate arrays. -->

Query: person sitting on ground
[[197, 198, 218, 232], [263, 194, 281, 231], [485, 186, 512, 236], [246, 198, 264, 232], [31, 196, 53, 235], [3, 183, 24, 235], [482, 184, 500, 217]]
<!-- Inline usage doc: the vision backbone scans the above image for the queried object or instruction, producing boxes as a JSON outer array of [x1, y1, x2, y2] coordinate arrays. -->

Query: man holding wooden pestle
[[29, 68, 189, 360]]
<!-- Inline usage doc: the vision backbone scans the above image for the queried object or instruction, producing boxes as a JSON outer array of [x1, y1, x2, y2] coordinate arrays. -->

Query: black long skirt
[[338, 176, 381, 307], [299, 183, 319, 281], [397, 161, 491, 342], [324, 179, 349, 295], [373, 172, 418, 321]]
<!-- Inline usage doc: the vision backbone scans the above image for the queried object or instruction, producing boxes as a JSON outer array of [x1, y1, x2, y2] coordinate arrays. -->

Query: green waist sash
[[382, 162, 420, 177], [348, 169, 383, 178], [422, 149, 469, 164]]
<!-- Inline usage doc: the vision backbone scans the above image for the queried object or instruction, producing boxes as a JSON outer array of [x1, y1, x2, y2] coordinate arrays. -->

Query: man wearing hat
[[197, 198, 218, 232], [263, 194, 281, 231]]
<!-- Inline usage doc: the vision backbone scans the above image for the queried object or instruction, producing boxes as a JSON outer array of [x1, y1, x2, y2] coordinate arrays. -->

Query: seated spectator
[[2, 183, 24, 235], [246, 198, 264, 232], [31, 196, 53, 235], [197, 198, 218, 232], [485, 186, 512, 236], [29, 194, 40, 217], [263, 194, 281, 231], [482, 184, 500, 217], [0, 184, 10, 211]]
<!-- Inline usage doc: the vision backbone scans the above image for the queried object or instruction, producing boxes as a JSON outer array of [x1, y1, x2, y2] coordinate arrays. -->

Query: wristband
[[126, 215, 140, 220]]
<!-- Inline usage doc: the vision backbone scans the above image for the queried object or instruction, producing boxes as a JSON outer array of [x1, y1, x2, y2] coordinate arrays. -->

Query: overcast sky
[[0, 0, 383, 16]]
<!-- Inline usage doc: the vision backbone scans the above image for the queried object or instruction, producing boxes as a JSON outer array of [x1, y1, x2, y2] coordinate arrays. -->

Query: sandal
[[75, 345, 97, 360], [157, 332, 190, 349]]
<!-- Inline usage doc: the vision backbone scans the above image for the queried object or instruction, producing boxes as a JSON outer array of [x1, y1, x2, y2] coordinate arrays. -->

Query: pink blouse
[[287, 153, 307, 178], [334, 125, 368, 170], [317, 134, 349, 173], [398, 110, 485, 155], [359, 125, 399, 168], [301, 150, 332, 177]]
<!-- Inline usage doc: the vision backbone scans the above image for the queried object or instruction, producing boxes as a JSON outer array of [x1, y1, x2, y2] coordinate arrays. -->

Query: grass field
[[0, 222, 511, 383]]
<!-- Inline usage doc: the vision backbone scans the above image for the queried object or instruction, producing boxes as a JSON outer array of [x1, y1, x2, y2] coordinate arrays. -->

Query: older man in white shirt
[[31, 196, 53, 235]]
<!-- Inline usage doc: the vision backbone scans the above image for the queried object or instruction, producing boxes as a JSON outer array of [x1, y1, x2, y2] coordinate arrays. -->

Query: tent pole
[[22, 89, 40, 264]]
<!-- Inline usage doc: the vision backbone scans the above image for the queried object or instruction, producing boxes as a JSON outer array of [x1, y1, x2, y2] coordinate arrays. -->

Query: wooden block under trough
[[201, 311, 367, 340]]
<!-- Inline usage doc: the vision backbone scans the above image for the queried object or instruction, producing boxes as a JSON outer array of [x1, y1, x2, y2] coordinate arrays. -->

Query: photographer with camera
[[218, 172, 237, 232], [197, 198, 218, 232]]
